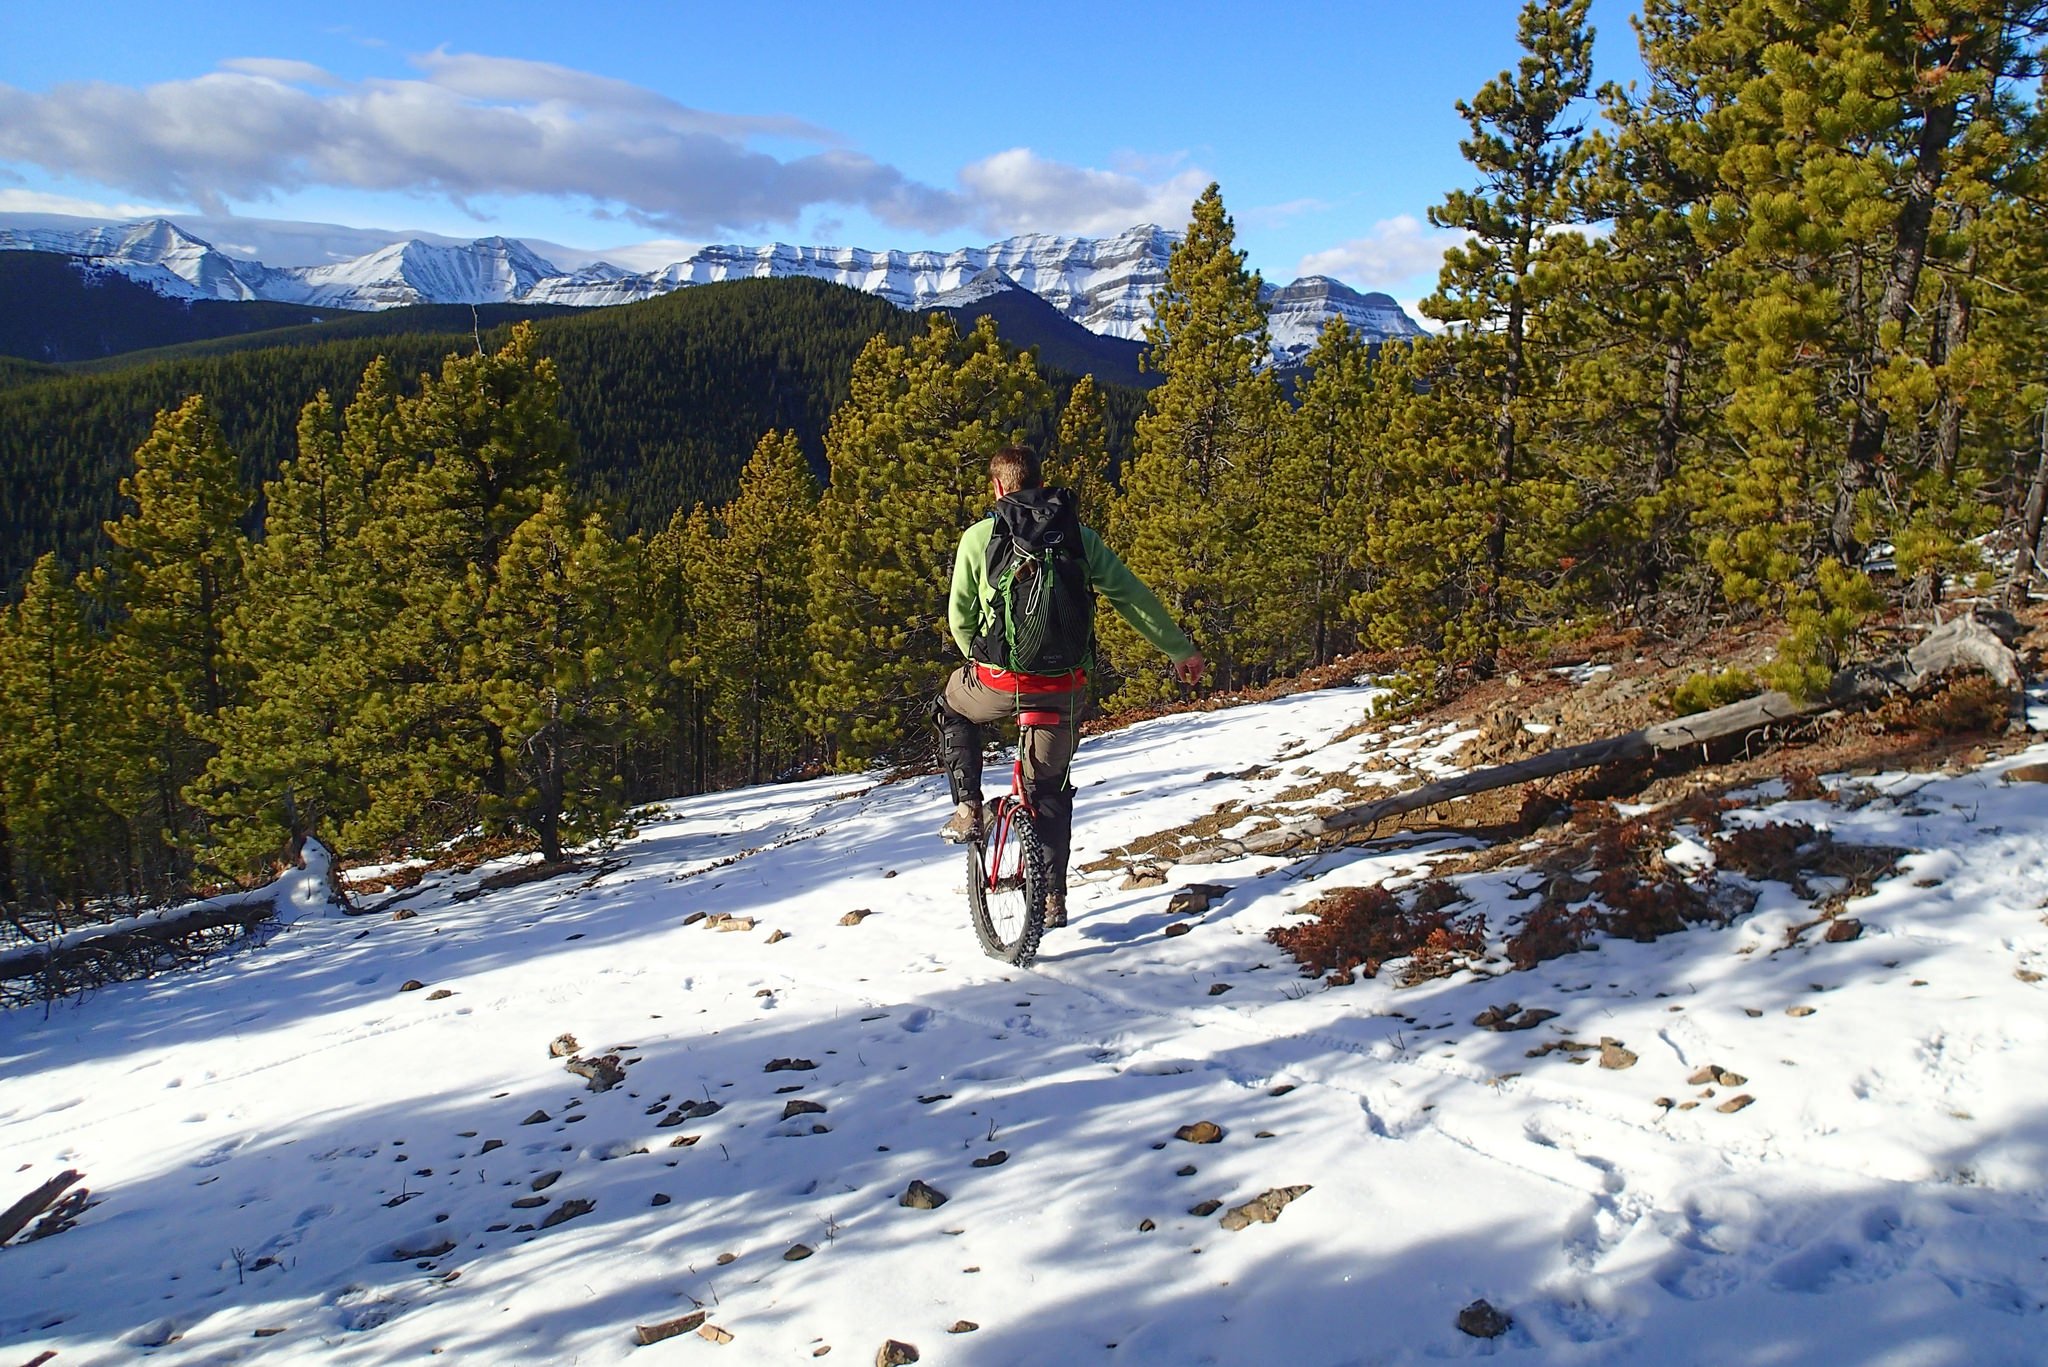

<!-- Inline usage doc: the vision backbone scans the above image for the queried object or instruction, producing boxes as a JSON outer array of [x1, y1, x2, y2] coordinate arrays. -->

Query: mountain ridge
[[0, 215, 1426, 361]]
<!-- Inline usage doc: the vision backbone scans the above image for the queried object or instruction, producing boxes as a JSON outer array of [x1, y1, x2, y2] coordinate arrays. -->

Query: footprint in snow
[[899, 1008, 935, 1033]]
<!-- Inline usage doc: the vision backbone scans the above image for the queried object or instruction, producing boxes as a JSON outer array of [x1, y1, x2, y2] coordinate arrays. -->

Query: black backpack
[[971, 488, 1094, 675]]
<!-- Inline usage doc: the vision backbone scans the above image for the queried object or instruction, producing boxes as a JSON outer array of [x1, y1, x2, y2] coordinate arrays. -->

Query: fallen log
[[0, 1170, 81, 1247], [1177, 614, 2022, 867], [0, 895, 278, 1000]]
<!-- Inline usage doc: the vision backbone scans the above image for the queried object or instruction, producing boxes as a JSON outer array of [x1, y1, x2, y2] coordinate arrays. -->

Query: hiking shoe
[[938, 800, 982, 844], [1044, 893, 1067, 929]]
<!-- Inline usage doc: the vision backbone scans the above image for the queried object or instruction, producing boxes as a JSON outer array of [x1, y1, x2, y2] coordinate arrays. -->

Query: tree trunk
[[2006, 390, 2048, 608], [1832, 100, 1958, 563]]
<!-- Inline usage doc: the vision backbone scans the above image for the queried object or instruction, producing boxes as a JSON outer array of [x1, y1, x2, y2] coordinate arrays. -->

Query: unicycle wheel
[[966, 798, 1050, 965]]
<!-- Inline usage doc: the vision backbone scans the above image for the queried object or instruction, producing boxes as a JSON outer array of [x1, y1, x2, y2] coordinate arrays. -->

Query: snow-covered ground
[[3, 683, 2046, 1365]]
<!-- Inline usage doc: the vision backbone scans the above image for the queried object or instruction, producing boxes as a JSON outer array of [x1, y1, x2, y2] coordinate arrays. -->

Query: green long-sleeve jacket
[[948, 508, 1196, 668]]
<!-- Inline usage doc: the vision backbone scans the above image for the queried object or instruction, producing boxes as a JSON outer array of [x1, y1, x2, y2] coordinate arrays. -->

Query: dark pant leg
[[1014, 691, 1084, 895], [933, 665, 991, 805], [940, 667, 1086, 891]]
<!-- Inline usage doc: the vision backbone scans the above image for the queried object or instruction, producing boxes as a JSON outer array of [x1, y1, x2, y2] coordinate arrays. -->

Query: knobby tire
[[966, 800, 1049, 966]]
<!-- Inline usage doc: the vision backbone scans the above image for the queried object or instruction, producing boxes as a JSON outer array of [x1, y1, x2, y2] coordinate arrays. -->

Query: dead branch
[[1178, 614, 2022, 868], [0, 1170, 81, 1247]]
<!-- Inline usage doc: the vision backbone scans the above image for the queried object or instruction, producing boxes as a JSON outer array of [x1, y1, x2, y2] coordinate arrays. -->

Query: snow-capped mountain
[[0, 217, 1427, 355], [1264, 275, 1427, 365]]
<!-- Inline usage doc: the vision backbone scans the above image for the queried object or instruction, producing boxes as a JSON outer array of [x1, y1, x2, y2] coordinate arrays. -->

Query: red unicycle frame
[[965, 708, 1060, 965]]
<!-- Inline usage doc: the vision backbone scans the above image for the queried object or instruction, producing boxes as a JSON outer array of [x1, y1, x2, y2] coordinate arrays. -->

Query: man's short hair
[[990, 445, 1042, 492]]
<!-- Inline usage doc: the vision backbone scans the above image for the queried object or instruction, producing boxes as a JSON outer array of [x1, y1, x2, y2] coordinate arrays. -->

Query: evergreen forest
[[4, 0, 2047, 941]]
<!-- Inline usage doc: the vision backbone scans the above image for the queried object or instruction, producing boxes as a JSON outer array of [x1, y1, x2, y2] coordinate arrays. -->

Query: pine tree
[[805, 315, 1050, 765], [1270, 319, 1374, 667], [693, 431, 822, 785], [96, 394, 251, 882], [644, 504, 716, 794], [1046, 374, 1114, 534], [194, 388, 383, 874], [478, 492, 658, 863], [0, 554, 119, 920], [1695, 2, 2044, 685], [1108, 184, 1282, 701], [342, 323, 577, 853], [1417, 0, 1595, 670]]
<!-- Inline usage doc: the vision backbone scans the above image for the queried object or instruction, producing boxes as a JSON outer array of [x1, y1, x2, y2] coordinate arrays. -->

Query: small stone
[[633, 1311, 707, 1345], [1175, 1121, 1225, 1144], [1176, 1165, 1197, 1177], [669, 1134, 699, 1148], [1163, 923, 1192, 938], [1715, 1069, 1747, 1087], [392, 908, 418, 921], [510, 1195, 547, 1209], [1654, 1097, 1674, 1109], [1119, 867, 1167, 890], [426, 989, 453, 1001], [884, 869, 898, 878], [712, 915, 755, 933], [784, 1243, 813, 1261], [682, 911, 707, 926], [531, 1171, 561, 1191], [1456, 1298, 1512, 1339], [782, 1099, 828, 1120], [698, 1323, 734, 1344], [1687, 1066, 1718, 1086], [1598, 1038, 1637, 1070], [1254, 1130, 1276, 1139], [755, 988, 774, 997], [1219, 1185, 1311, 1230], [1825, 918, 1863, 943], [1787, 1005, 1817, 1018], [946, 1321, 978, 1334], [876, 1340, 920, 1366], [480, 1139, 504, 1153], [1189, 1200, 1222, 1216], [1208, 983, 1233, 996], [1268, 1084, 1296, 1097], [900, 1179, 949, 1210], [1137, 1218, 1156, 1232], [539, 1198, 594, 1229], [766, 1058, 818, 1072], [2019, 968, 2044, 983], [1717, 1094, 1755, 1114], [970, 1150, 1008, 1168], [766, 929, 789, 944], [715, 1252, 737, 1265], [519, 1110, 550, 1126], [814, 1349, 832, 1358], [548, 1033, 579, 1057], [651, 1193, 671, 1206], [840, 909, 874, 926], [1678, 1100, 1699, 1111], [1743, 1008, 1763, 1018], [400, 979, 425, 992]]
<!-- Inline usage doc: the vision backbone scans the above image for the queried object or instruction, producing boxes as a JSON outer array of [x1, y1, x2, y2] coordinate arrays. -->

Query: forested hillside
[[3, 0, 2045, 944], [0, 276, 1152, 589], [0, 252, 333, 363]]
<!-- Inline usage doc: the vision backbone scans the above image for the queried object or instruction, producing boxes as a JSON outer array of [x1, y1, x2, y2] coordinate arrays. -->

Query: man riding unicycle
[[933, 445, 1204, 929]]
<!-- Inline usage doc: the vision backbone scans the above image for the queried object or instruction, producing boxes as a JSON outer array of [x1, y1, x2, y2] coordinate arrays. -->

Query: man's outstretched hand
[[1173, 652, 1206, 685]]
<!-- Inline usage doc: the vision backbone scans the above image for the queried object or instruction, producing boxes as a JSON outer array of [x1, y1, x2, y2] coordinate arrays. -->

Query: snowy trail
[[4, 681, 2048, 1364]]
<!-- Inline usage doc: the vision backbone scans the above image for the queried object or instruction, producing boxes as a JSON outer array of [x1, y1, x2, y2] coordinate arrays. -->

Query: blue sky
[[0, 0, 1647, 304]]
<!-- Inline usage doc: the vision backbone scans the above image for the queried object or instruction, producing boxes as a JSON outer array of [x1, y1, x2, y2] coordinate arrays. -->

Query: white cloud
[[1297, 215, 1462, 289], [0, 58, 964, 237], [0, 188, 177, 219], [956, 148, 1211, 236], [219, 58, 343, 87], [0, 58, 1223, 245]]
